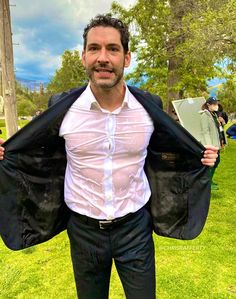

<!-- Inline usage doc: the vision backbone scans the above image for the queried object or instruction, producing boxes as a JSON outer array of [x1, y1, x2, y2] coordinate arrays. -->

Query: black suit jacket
[[0, 86, 210, 250]]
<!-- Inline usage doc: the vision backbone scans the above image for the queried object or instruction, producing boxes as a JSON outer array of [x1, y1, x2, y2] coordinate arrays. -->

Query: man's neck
[[90, 82, 126, 112]]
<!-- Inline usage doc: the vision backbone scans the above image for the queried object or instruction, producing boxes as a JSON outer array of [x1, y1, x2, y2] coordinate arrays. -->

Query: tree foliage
[[17, 98, 36, 116], [16, 82, 49, 116], [217, 78, 236, 113], [47, 50, 87, 94], [16, 50, 88, 116], [111, 0, 236, 113]]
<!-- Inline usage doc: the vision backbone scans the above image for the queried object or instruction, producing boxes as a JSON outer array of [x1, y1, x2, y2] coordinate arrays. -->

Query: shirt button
[[107, 194, 112, 201]]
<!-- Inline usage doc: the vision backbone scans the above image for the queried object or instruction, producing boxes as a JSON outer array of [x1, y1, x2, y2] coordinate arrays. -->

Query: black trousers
[[67, 207, 155, 299]]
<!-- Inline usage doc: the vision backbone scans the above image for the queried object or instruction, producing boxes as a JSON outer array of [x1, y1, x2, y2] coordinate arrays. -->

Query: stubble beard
[[86, 65, 125, 90]]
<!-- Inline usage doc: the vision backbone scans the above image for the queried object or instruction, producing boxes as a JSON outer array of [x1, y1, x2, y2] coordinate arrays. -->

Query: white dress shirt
[[59, 84, 154, 220]]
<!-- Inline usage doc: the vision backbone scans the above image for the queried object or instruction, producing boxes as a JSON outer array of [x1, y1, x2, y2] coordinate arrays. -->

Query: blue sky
[[11, 0, 136, 84], [10, 0, 223, 93]]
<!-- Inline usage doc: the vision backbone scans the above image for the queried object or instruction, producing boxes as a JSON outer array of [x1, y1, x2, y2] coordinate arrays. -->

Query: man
[[0, 14, 218, 299]]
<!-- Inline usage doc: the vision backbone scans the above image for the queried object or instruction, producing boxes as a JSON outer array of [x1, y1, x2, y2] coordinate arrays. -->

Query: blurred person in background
[[226, 123, 236, 139], [199, 97, 221, 190], [217, 103, 228, 146]]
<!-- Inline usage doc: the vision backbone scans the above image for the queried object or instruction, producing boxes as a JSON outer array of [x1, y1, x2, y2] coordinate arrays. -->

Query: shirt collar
[[76, 83, 140, 111]]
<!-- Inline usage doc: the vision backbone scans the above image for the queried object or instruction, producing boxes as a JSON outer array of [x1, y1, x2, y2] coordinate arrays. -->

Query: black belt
[[72, 207, 143, 230]]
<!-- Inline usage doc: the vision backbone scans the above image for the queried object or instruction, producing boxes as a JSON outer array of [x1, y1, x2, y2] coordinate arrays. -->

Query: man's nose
[[97, 48, 109, 63]]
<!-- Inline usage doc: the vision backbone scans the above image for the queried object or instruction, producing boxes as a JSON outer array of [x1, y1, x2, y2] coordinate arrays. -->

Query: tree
[[217, 78, 236, 113], [180, 0, 236, 115], [47, 50, 87, 94], [0, 0, 18, 137], [187, 0, 236, 62], [16, 82, 34, 116], [111, 0, 235, 114], [17, 98, 36, 116], [16, 82, 48, 116], [16, 50, 88, 116], [30, 92, 49, 112]]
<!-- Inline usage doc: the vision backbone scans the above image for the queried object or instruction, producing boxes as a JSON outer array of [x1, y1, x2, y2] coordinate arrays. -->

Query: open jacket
[[0, 86, 211, 251]]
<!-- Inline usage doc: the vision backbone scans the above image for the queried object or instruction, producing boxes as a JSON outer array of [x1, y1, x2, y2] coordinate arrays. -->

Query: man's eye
[[110, 48, 119, 52], [89, 47, 98, 51]]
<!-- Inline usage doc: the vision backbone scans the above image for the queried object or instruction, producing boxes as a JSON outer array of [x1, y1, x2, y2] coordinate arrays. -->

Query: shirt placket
[[104, 113, 116, 219]]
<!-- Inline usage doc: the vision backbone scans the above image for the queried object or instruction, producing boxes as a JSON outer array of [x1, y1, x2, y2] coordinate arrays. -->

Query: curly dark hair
[[83, 14, 130, 53]]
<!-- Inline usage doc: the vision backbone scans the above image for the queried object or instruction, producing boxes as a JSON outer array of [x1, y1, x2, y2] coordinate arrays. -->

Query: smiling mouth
[[95, 68, 113, 73]]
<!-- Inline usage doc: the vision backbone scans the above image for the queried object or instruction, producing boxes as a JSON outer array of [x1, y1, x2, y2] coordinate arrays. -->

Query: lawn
[[0, 126, 235, 298]]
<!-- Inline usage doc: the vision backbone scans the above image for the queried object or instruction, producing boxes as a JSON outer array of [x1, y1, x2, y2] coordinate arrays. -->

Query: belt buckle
[[99, 220, 113, 230]]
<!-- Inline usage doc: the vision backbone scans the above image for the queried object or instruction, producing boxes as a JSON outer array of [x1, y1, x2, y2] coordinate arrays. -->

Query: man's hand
[[0, 138, 5, 160], [201, 145, 218, 167]]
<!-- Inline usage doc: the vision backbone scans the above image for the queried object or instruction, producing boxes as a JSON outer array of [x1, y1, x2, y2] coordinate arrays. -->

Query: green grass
[[0, 128, 236, 298]]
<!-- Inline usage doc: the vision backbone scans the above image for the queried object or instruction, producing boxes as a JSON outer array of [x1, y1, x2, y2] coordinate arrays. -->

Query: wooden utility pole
[[0, 0, 18, 138]]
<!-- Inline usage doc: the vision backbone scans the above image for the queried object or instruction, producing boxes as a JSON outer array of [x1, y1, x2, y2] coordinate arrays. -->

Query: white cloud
[[12, 0, 137, 31], [11, 0, 137, 82], [71, 0, 136, 25], [13, 27, 61, 80]]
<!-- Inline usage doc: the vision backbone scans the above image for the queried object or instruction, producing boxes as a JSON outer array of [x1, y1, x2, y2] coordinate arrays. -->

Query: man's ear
[[124, 51, 131, 68], [82, 50, 86, 67]]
